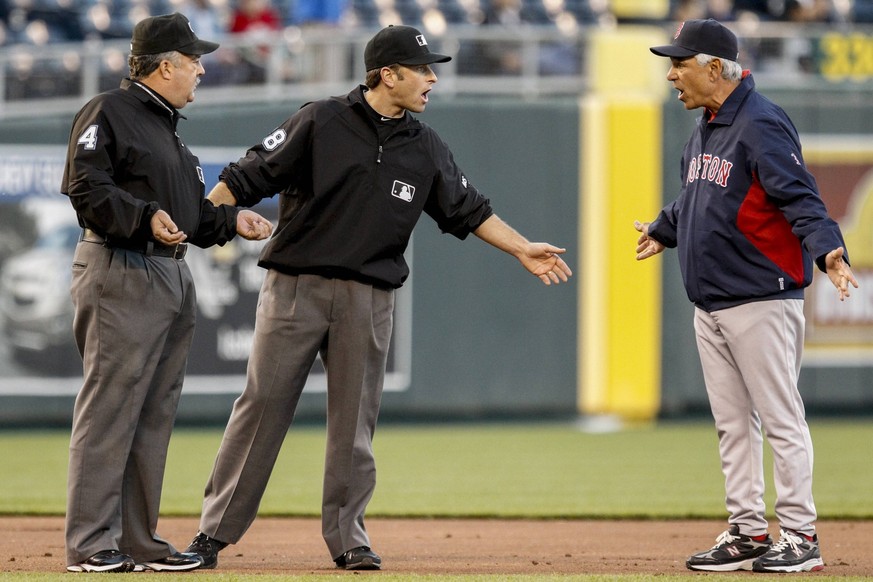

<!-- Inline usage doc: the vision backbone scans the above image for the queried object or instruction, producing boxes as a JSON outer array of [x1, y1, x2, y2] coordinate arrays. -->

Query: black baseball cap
[[364, 25, 451, 71], [130, 13, 219, 56], [650, 18, 739, 61]]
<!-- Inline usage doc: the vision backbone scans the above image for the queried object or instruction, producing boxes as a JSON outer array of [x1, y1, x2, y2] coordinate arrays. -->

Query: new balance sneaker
[[334, 546, 382, 570], [66, 549, 136, 573], [184, 532, 228, 570], [141, 551, 204, 571], [686, 524, 772, 571], [752, 528, 825, 573]]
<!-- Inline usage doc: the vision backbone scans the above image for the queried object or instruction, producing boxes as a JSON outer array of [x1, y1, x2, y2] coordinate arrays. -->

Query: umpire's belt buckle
[[173, 243, 188, 260]]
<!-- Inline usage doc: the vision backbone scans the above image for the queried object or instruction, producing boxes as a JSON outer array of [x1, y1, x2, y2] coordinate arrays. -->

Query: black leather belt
[[81, 228, 187, 260]]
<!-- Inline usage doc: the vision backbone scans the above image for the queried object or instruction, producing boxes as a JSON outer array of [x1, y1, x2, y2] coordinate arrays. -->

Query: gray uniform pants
[[66, 241, 195, 565], [693, 299, 816, 537], [198, 272, 394, 559]]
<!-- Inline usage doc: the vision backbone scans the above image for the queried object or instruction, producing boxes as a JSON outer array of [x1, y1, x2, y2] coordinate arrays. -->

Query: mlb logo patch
[[391, 180, 415, 202]]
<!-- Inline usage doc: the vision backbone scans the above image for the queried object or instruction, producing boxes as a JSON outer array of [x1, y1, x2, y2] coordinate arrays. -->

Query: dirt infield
[[3, 517, 872, 576]]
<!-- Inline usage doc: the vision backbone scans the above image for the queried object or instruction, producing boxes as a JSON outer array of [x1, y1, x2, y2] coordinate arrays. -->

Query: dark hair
[[128, 51, 181, 80], [365, 64, 402, 89]]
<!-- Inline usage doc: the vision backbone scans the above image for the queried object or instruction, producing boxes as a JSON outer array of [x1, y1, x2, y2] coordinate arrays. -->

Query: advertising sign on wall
[[802, 136, 873, 365], [0, 146, 411, 395]]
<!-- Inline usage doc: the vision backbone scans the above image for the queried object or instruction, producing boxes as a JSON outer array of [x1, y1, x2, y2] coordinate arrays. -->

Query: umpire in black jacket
[[184, 24, 572, 572], [61, 13, 272, 573]]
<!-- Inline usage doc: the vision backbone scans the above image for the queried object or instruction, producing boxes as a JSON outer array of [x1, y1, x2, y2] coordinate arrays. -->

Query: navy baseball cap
[[131, 13, 219, 56], [364, 25, 451, 71], [650, 19, 739, 62]]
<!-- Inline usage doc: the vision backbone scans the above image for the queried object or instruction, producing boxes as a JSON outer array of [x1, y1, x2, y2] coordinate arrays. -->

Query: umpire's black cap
[[364, 25, 451, 71], [650, 18, 739, 62], [130, 13, 219, 56]]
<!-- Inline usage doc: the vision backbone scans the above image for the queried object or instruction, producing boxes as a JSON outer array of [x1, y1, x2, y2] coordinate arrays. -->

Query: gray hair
[[697, 53, 742, 82], [128, 51, 182, 80]]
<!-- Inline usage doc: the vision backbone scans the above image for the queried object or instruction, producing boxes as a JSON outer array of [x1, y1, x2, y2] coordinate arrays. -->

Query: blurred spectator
[[733, 0, 838, 21], [854, 0, 873, 21], [459, 0, 579, 76], [732, 0, 781, 19], [286, 0, 349, 85], [176, 0, 237, 85], [229, 0, 281, 32], [227, 0, 282, 82], [181, 0, 228, 36], [3, 0, 85, 44], [477, 0, 541, 75], [671, 0, 736, 21], [290, 0, 346, 25], [783, 0, 838, 22]]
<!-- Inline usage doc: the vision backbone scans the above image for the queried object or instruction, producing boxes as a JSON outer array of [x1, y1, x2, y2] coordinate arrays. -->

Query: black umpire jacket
[[61, 78, 239, 248], [220, 85, 494, 289]]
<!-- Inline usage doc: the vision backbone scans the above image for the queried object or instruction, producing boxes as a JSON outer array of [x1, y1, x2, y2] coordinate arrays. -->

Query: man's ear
[[380, 66, 396, 88], [710, 58, 723, 80], [160, 58, 174, 80]]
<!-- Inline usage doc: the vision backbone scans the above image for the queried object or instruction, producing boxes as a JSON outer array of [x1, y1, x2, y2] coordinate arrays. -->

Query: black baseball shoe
[[141, 551, 204, 571], [184, 532, 228, 570], [686, 524, 772, 571], [66, 549, 136, 573], [752, 528, 824, 573], [334, 546, 382, 570]]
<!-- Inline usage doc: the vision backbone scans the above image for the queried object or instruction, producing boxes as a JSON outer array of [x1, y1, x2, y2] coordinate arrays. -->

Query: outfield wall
[[0, 89, 871, 426], [0, 98, 581, 426]]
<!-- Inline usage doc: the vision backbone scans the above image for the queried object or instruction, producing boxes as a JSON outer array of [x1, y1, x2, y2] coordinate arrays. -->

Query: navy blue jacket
[[649, 72, 848, 312]]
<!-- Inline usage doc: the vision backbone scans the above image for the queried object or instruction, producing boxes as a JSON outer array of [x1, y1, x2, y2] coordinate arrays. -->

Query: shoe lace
[[713, 529, 740, 548], [192, 534, 221, 553], [771, 529, 803, 553]]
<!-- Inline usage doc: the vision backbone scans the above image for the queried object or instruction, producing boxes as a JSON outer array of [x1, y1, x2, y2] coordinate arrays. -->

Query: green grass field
[[2, 419, 871, 518], [1, 419, 872, 581]]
